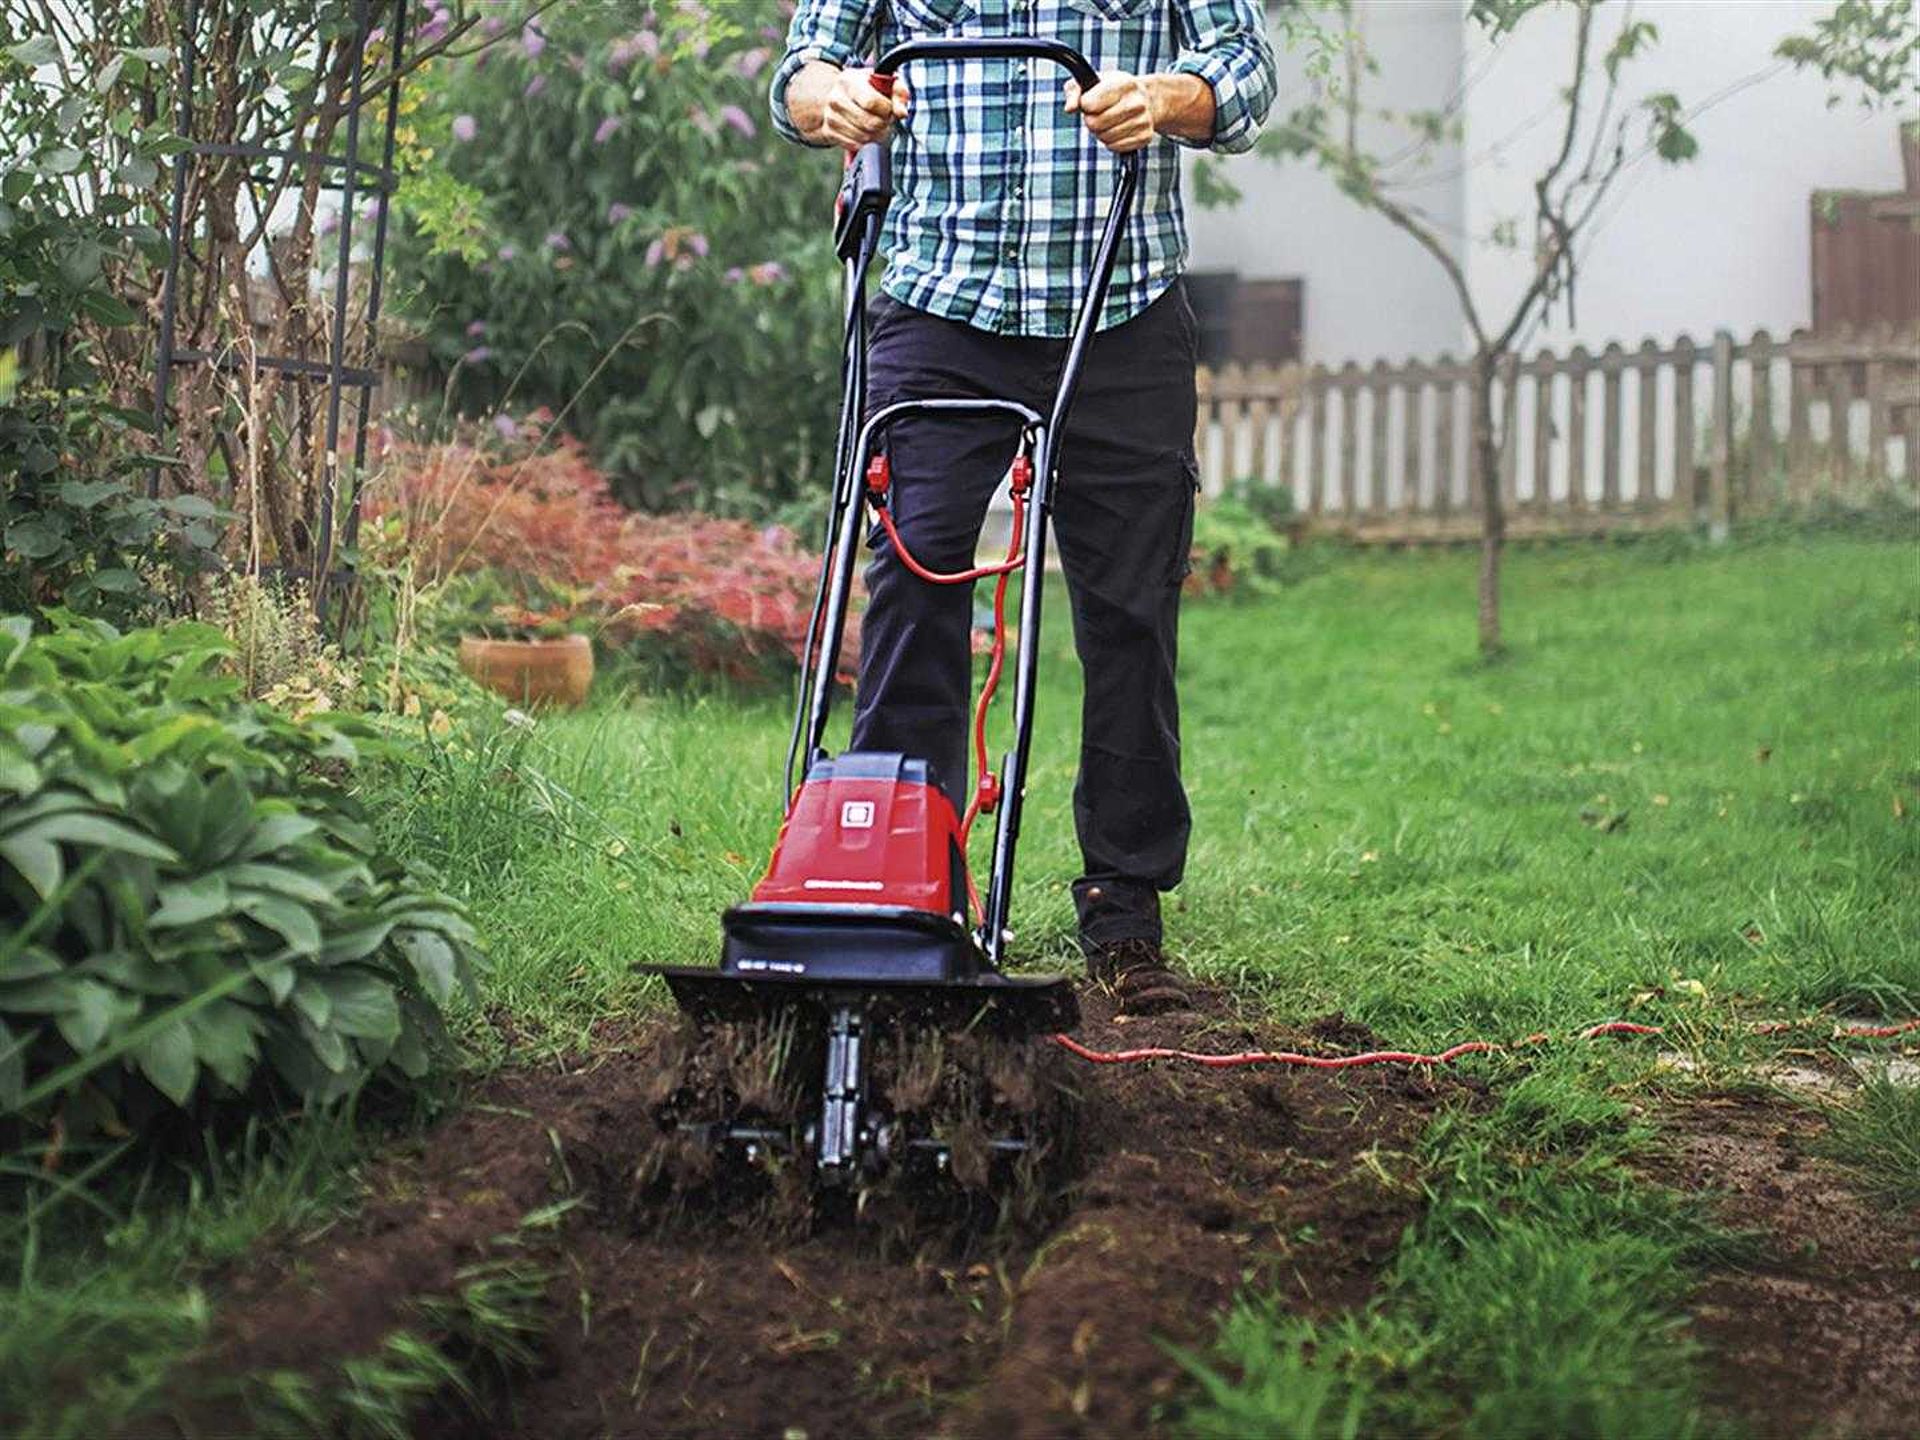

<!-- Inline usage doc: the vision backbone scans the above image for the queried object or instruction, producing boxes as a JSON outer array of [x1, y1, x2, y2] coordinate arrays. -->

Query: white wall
[[1187, 0, 1908, 368], [1185, 0, 1469, 365], [1463, 0, 1903, 352]]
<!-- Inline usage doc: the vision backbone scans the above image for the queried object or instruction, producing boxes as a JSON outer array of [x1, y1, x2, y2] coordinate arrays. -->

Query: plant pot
[[457, 633, 593, 707]]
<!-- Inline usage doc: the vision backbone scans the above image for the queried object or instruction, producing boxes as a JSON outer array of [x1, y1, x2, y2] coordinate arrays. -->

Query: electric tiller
[[644, 38, 1142, 1193]]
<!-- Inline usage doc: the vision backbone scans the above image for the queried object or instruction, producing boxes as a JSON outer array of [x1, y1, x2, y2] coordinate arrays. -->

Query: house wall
[[1185, 0, 1909, 367], [1460, 0, 1905, 353], [1183, 0, 1468, 366]]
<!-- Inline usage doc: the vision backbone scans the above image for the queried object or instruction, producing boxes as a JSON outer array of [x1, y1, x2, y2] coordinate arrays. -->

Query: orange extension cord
[[1049, 1016, 1920, 1070]]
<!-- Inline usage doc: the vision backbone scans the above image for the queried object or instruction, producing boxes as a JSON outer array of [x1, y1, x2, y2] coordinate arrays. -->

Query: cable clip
[[1009, 454, 1033, 497], [865, 454, 891, 503], [974, 772, 1001, 814]]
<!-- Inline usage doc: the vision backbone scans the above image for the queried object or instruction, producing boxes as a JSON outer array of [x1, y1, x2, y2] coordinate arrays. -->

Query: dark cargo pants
[[849, 281, 1198, 949]]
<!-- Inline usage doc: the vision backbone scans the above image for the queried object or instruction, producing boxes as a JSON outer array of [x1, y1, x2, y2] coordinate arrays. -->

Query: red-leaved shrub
[[369, 428, 847, 686]]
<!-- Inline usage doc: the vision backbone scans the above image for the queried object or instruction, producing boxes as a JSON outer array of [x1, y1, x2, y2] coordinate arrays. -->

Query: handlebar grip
[[869, 71, 895, 96]]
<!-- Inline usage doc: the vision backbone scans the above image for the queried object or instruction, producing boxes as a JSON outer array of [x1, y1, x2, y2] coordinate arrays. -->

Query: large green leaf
[[53, 979, 133, 1053], [0, 834, 61, 897], [185, 1002, 260, 1091], [151, 872, 230, 928], [234, 892, 322, 956], [318, 970, 401, 1044], [396, 929, 460, 1007], [132, 1017, 197, 1104]]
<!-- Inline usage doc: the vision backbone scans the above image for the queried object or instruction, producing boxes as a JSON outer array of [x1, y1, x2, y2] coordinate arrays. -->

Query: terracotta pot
[[457, 633, 593, 707]]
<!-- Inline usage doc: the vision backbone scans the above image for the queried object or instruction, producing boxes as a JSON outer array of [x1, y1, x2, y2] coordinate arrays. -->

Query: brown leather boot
[[1086, 937, 1191, 1016]]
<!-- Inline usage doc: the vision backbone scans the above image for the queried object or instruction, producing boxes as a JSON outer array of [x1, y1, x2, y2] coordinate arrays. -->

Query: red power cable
[[870, 461, 1033, 924], [1048, 1016, 1913, 1071]]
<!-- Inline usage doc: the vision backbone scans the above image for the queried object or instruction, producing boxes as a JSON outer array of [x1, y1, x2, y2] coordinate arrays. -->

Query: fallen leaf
[[1652, 793, 1670, 807]]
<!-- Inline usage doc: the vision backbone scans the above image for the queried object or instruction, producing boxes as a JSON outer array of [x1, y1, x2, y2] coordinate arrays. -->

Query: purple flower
[[521, 22, 546, 58], [523, 73, 547, 99], [544, 230, 571, 252], [367, 26, 386, 47], [609, 37, 637, 69], [735, 47, 770, 80], [718, 104, 756, 140], [451, 113, 477, 142], [464, 345, 493, 364], [497, 243, 518, 261], [688, 107, 718, 139], [687, 232, 710, 258], [481, 15, 504, 36], [593, 116, 622, 145], [465, 319, 487, 338], [417, 14, 448, 46], [607, 201, 635, 224], [492, 412, 519, 439], [761, 24, 782, 40], [749, 261, 788, 285], [724, 266, 743, 284], [636, 30, 661, 60], [644, 237, 666, 268]]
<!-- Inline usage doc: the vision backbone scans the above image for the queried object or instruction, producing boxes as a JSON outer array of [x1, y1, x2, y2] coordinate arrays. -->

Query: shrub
[[366, 430, 837, 687], [1187, 492, 1320, 598], [0, 378, 224, 622], [387, 1, 844, 515], [0, 614, 484, 1132]]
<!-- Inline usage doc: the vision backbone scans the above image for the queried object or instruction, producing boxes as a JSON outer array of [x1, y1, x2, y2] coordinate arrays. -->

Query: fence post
[[1532, 349, 1555, 511], [1635, 339, 1660, 509], [1828, 338, 1856, 494], [1672, 333, 1697, 522], [1600, 342, 1624, 513], [1566, 346, 1590, 510], [1786, 330, 1813, 502], [1863, 320, 1891, 484], [1498, 353, 1520, 516], [1368, 360, 1391, 519], [1300, 366, 1325, 517], [1434, 356, 1456, 518], [1277, 363, 1299, 500], [1708, 330, 1734, 540], [1404, 363, 1427, 514], [1747, 329, 1775, 509]]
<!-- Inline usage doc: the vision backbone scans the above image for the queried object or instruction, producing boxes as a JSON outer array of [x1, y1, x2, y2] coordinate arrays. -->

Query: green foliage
[[1776, 0, 1920, 111], [1819, 1078, 1920, 1210], [0, 614, 484, 1130], [0, 10, 179, 358], [389, 1, 844, 516], [1188, 489, 1317, 598], [0, 380, 222, 622], [1180, 1055, 1732, 1439]]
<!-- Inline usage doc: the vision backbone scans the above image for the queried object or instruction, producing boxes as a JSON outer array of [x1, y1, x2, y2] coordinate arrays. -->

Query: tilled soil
[[1645, 1093, 1920, 1440], [194, 984, 1449, 1439]]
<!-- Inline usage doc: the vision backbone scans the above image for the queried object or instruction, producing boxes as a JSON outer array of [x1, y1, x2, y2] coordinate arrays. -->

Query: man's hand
[[786, 60, 912, 150], [1065, 70, 1216, 153]]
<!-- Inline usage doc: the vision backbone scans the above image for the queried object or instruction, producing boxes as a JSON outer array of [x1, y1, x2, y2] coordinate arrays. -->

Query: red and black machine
[[648, 38, 1141, 1186]]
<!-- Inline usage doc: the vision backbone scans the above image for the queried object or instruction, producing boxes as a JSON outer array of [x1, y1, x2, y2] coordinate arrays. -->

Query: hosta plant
[[0, 613, 484, 1134]]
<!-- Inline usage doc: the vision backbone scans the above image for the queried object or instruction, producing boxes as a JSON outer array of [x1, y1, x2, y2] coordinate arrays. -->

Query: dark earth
[[179, 985, 1917, 1439]]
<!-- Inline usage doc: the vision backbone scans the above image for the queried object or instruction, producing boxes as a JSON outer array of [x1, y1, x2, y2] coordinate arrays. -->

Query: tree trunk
[[1471, 350, 1504, 657]]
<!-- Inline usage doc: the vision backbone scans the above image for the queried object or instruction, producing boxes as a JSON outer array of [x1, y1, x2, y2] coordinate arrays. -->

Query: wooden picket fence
[[1194, 323, 1920, 542]]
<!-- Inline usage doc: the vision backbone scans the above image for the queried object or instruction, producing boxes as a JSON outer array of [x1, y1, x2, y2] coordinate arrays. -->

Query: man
[[770, 0, 1274, 1013]]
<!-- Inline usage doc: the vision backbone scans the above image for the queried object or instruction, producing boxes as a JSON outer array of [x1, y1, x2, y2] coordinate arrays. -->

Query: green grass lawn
[[400, 530, 1918, 1052], [7, 530, 1915, 1438]]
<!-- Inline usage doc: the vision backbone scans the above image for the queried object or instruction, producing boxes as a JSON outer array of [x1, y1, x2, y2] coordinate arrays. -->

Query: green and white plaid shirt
[[770, 0, 1276, 337]]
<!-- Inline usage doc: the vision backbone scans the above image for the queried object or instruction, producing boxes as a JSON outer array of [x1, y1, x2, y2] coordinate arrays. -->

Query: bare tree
[[1258, 0, 1701, 656]]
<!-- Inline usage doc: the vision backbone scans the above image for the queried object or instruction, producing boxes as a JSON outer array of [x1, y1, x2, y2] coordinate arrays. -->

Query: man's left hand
[[1063, 70, 1160, 154]]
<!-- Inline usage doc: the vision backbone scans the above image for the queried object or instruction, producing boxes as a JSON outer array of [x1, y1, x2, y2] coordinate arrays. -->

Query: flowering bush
[[388, 0, 844, 517], [367, 427, 841, 687]]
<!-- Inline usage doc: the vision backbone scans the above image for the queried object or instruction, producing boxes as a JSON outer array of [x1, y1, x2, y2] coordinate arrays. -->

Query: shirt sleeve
[[769, 0, 883, 148], [1169, 0, 1278, 155]]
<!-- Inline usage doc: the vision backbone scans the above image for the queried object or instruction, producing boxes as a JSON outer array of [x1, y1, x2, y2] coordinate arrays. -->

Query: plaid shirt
[[770, 0, 1275, 337]]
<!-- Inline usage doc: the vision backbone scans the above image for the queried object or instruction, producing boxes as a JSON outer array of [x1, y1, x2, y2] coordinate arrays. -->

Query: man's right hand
[[789, 60, 911, 149]]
